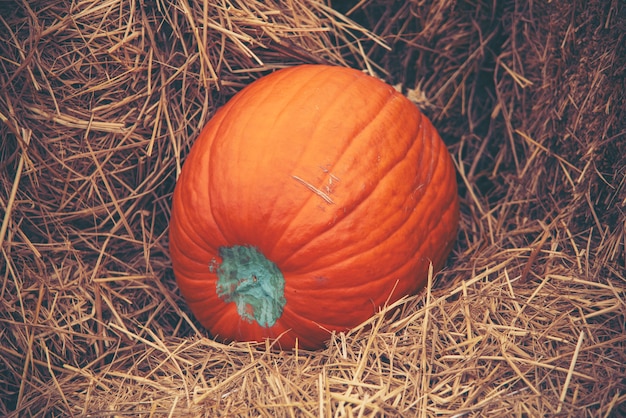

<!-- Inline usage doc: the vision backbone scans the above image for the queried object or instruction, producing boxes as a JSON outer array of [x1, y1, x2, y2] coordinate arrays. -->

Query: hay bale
[[0, 0, 624, 416]]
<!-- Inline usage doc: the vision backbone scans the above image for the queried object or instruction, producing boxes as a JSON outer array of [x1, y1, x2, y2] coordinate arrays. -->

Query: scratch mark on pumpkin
[[292, 175, 335, 204], [325, 173, 340, 195]]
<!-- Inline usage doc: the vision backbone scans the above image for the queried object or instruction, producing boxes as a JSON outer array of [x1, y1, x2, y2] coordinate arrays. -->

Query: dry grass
[[1, 0, 624, 416]]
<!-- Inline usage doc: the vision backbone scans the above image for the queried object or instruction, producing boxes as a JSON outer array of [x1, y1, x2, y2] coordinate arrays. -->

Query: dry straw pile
[[1, 0, 624, 416]]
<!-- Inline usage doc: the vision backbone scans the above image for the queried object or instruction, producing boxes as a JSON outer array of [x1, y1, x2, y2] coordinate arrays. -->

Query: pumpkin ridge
[[283, 215, 439, 302], [209, 66, 350, 246], [287, 186, 456, 293], [178, 103, 242, 250], [282, 131, 453, 281], [285, 212, 427, 291], [173, 136, 228, 257], [282, 271, 410, 331], [172, 192, 222, 258], [277, 107, 428, 269], [261, 69, 392, 256], [267, 90, 403, 262], [244, 70, 331, 244], [260, 66, 331, 135], [263, 65, 347, 133], [258, 70, 370, 250], [203, 95, 262, 245], [170, 202, 213, 274], [203, 67, 310, 245]]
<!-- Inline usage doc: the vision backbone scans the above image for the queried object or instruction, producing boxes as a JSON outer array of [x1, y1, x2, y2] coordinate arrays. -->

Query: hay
[[1, 0, 624, 416]]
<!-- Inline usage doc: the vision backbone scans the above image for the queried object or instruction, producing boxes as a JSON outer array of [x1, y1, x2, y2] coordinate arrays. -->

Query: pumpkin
[[169, 64, 459, 350]]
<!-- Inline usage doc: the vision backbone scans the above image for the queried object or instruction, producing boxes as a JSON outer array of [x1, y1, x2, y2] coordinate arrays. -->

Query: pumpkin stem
[[216, 245, 286, 327]]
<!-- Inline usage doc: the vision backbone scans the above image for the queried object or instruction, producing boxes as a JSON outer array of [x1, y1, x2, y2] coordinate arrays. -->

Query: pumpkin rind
[[169, 64, 459, 350]]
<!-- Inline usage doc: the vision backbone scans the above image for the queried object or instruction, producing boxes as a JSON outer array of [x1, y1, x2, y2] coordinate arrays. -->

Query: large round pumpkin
[[169, 64, 459, 350]]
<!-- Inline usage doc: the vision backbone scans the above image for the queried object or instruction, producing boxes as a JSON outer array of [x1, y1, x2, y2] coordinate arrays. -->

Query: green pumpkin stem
[[215, 245, 286, 327]]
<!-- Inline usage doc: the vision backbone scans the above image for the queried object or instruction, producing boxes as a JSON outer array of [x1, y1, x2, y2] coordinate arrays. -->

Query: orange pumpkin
[[169, 64, 459, 349]]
